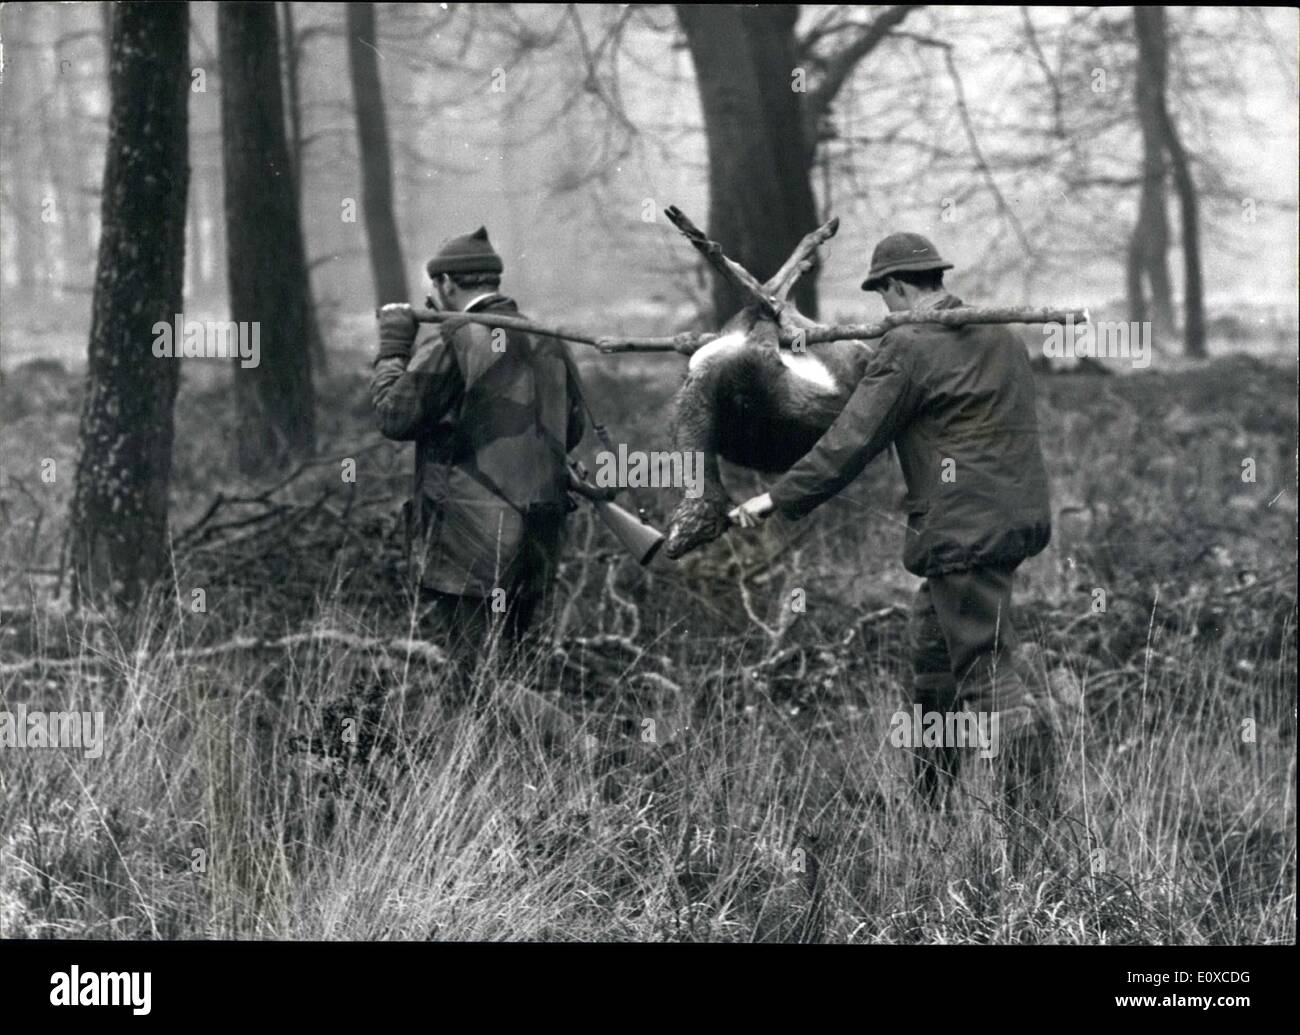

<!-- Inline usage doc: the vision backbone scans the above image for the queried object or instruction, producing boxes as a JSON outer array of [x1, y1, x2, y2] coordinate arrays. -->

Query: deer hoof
[[665, 490, 732, 559]]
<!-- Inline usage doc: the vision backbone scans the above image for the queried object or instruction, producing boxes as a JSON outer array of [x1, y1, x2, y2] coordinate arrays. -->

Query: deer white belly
[[687, 331, 747, 370], [777, 350, 839, 392], [688, 330, 839, 393]]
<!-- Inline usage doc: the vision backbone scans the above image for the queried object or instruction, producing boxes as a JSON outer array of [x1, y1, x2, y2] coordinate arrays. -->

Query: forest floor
[[0, 341, 1295, 942]]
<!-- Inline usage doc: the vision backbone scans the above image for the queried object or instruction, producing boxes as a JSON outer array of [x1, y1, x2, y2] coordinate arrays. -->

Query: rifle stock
[[568, 462, 664, 565]]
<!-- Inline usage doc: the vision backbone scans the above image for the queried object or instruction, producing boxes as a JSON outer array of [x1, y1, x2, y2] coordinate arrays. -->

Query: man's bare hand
[[729, 493, 774, 528]]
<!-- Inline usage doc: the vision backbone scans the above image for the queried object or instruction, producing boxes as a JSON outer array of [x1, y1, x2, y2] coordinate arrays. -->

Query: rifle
[[567, 461, 664, 566]]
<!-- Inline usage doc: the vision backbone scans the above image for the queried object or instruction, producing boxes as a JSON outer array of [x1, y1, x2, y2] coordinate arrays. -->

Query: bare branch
[[802, 5, 919, 137], [1019, 7, 1065, 138], [940, 43, 1037, 260]]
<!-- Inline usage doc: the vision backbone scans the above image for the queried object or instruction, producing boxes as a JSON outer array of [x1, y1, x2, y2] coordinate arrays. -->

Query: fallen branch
[[0, 628, 447, 677], [174, 441, 390, 549]]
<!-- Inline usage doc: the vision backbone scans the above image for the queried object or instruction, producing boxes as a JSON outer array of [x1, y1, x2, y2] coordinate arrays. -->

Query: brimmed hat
[[426, 226, 504, 278], [860, 232, 952, 291]]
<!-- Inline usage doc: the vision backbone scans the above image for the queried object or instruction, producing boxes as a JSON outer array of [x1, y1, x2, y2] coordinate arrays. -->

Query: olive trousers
[[908, 562, 1056, 810]]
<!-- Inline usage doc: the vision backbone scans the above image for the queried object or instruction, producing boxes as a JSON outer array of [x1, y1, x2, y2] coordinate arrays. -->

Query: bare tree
[[1132, 6, 1204, 357], [219, 0, 318, 474], [676, 4, 915, 320], [1000, 7, 1206, 351], [346, 1, 409, 305], [68, 1, 188, 603], [1128, 7, 1176, 345], [279, 0, 330, 373]]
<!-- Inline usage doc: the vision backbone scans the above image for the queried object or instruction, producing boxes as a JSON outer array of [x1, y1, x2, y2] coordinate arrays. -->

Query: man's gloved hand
[[377, 302, 418, 361]]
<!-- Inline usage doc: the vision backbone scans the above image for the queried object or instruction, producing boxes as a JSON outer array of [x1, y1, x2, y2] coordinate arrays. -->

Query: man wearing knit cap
[[370, 226, 586, 684], [729, 231, 1058, 814]]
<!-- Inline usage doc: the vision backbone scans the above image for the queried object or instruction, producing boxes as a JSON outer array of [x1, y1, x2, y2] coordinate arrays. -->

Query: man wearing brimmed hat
[[856, 230, 954, 294], [730, 232, 1057, 811], [370, 227, 586, 684]]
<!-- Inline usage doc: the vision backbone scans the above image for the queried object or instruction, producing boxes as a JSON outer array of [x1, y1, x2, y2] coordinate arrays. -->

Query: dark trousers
[[909, 563, 1051, 805], [418, 510, 566, 694], [420, 586, 543, 658]]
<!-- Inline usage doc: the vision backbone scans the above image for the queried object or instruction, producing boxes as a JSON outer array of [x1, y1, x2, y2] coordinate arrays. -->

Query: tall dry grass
[[1, 349, 1294, 943], [1, 579, 1292, 943]]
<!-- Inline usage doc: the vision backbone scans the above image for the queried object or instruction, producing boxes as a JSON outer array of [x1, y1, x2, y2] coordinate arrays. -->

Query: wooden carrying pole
[[408, 305, 1090, 356], [407, 205, 1089, 356]]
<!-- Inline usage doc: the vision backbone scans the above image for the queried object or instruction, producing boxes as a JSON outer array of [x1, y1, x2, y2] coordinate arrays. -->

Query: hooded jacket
[[769, 295, 1052, 576]]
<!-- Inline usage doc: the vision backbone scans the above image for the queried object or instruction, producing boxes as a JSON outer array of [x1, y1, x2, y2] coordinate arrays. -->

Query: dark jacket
[[769, 295, 1051, 577], [370, 295, 585, 595]]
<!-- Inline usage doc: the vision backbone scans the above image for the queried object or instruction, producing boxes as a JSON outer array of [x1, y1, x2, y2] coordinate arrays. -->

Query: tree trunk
[[0, 19, 36, 291], [1130, 6, 1174, 340], [279, 0, 329, 374], [56, 3, 100, 288], [279, 1, 304, 212], [68, 0, 188, 604], [219, 1, 318, 475], [346, 1, 409, 305], [1146, 16, 1206, 360], [677, 4, 820, 321], [1162, 108, 1205, 358]]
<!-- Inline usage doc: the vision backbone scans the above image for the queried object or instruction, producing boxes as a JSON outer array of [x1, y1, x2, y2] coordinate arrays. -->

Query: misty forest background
[[0, 3, 1295, 943]]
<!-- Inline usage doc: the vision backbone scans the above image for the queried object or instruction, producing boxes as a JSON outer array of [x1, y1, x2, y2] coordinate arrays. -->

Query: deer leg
[[764, 216, 840, 303], [665, 360, 736, 559], [664, 206, 775, 314], [666, 206, 839, 345]]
